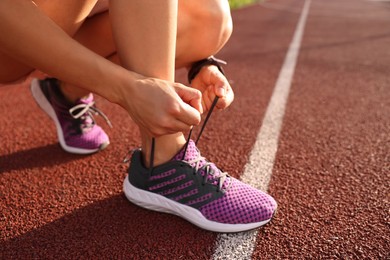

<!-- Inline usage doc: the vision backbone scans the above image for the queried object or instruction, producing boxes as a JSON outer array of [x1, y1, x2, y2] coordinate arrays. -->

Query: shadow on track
[[1, 195, 217, 259], [0, 144, 85, 174]]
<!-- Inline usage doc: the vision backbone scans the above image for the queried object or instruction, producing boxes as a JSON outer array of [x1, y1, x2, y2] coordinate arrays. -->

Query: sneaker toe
[[65, 125, 110, 151], [200, 178, 277, 225]]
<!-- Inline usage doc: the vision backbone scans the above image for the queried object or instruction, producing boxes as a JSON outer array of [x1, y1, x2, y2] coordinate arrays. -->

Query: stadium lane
[[213, 0, 311, 258], [252, 0, 390, 258]]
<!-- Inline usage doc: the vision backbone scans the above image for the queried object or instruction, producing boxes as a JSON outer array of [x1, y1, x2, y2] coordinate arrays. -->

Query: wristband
[[187, 56, 227, 83]]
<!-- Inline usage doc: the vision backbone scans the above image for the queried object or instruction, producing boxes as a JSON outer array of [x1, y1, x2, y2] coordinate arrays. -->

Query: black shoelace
[[149, 96, 220, 170]]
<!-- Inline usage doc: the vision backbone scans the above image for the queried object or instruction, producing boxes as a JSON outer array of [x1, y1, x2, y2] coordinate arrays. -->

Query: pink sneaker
[[31, 78, 111, 154], [124, 139, 277, 232]]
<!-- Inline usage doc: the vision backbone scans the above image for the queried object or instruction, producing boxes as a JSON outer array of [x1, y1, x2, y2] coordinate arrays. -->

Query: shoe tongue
[[74, 93, 94, 132], [76, 93, 94, 105], [172, 140, 228, 188], [172, 139, 200, 163]]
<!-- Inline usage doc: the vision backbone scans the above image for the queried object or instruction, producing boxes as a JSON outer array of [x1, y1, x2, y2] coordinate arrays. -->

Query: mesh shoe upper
[[200, 178, 276, 224], [128, 140, 277, 225]]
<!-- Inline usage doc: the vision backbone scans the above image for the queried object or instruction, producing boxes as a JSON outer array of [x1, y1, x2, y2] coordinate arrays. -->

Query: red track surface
[[1, 0, 389, 258]]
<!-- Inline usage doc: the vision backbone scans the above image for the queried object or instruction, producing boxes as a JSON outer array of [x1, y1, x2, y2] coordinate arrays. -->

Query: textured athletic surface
[[1, 0, 389, 258]]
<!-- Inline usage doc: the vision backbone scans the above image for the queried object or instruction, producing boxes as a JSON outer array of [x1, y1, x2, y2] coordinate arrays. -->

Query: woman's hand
[[189, 65, 234, 113], [122, 76, 202, 137]]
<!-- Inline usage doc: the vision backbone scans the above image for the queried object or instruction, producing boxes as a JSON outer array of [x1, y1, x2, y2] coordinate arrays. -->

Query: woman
[[0, 0, 277, 232]]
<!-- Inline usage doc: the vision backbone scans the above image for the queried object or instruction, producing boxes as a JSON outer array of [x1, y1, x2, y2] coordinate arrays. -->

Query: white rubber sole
[[123, 175, 272, 233], [30, 79, 105, 154]]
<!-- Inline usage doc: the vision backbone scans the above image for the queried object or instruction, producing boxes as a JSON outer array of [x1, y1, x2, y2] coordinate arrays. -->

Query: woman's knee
[[202, 0, 233, 49], [178, 0, 233, 60]]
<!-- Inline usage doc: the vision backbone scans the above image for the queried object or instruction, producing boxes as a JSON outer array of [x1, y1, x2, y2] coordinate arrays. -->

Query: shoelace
[[69, 101, 113, 131], [187, 153, 228, 192], [150, 96, 229, 191]]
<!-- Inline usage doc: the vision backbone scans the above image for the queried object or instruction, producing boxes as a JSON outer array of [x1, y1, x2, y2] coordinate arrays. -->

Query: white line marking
[[212, 0, 311, 259]]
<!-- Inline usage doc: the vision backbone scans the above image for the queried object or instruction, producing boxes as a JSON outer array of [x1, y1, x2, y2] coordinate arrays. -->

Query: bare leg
[[0, 0, 231, 85], [110, 0, 184, 167], [0, 0, 231, 143], [43, 0, 232, 104], [109, 0, 232, 166], [0, 0, 98, 80], [0, 1, 114, 103], [61, 11, 116, 102], [34, 0, 107, 102], [0, 0, 98, 101], [176, 0, 233, 67]]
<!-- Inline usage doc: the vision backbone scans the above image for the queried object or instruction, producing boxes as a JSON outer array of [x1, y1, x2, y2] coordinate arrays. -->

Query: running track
[[1, 0, 389, 258]]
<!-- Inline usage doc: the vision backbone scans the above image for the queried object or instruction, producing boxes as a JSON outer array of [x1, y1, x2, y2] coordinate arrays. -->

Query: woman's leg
[[120, 1, 277, 233], [0, 0, 96, 81], [110, 0, 183, 167], [0, 0, 231, 86], [109, 0, 232, 166], [0, 0, 232, 144], [24, 1, 114, 154], [60, 11, 116, 101], [0, 0, 106, 102], [56, 0, 232, 105], [176, 0, 233, 68]]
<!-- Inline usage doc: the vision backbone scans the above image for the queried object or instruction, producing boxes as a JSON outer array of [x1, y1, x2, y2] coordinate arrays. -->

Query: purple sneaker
[[123, 139, 277, 232], [31, 78, 111, 154]]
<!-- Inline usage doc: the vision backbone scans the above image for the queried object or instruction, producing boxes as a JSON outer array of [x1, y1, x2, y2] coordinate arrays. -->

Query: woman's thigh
[[0, 0, 99, 84], [0, 0, 232, 84]]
